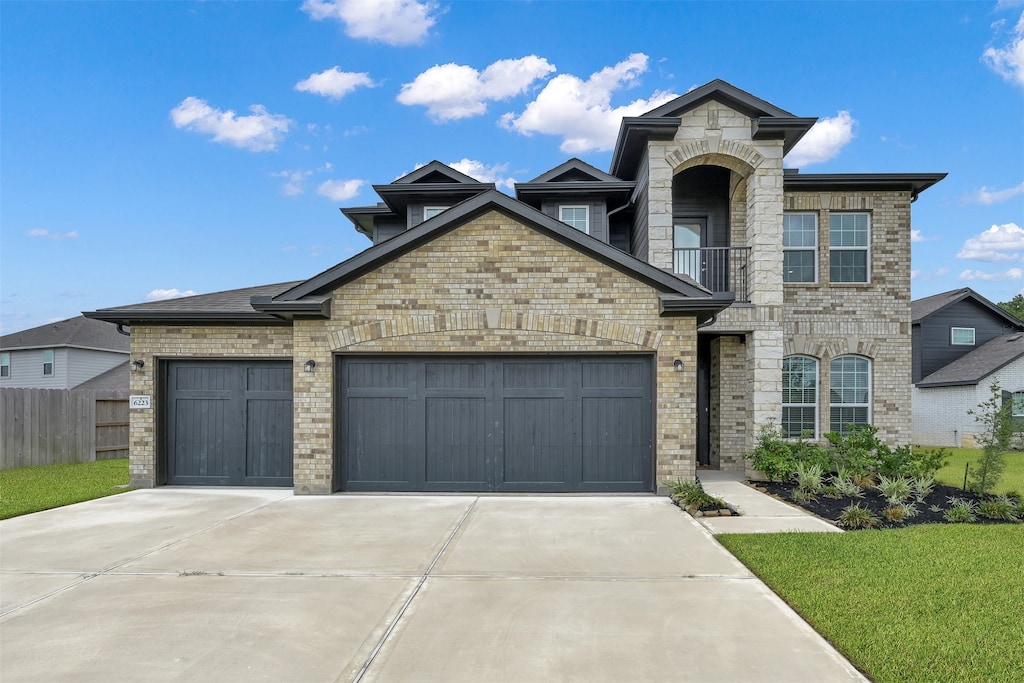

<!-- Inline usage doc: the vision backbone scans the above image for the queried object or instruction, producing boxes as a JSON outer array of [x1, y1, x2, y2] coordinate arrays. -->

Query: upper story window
[[1012, 391, 1024, 417], [783, 356, 818, 438], [559, 205, 589, 234], [423, 206, 448, 220], [829, 213, 869, 283], [951, 327, 976, 345], [830, 355, 870, 434], [783, 213, 817, 283], [42, 349, 54, 376], [1, 352, 9, 378]]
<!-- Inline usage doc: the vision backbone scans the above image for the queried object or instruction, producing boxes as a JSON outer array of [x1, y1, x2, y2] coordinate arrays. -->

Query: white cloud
[[146, 288, 198, 302], [500, 53, 678, 154], [295, 67, 376, 100], [911, 269, 920, 280], [983, 12, 1024, 87], [170, 97, 291, 152], [398, 56, 556, 122], [957, 223, 1024, 262], [27, 228, 78, 239], [958, 268, 1024, 281], [785, 111, 856, 168], [911, 230, 927, 243], [317, 178, 365, 201], [274, 169, 314, 196], [961, 181, 1024, 205], [301, 0, 438, 46], [447, 158, 517, 191]]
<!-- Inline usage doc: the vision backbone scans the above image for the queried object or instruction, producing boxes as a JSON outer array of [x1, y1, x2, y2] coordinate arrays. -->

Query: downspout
[[116, 324, 131, 336]]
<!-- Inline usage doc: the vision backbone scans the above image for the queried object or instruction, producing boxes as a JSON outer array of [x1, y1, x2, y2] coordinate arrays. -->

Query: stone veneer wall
[[782, 190, 913, 444], [127, 326, 294, 488], [292, 212, 701, 494]]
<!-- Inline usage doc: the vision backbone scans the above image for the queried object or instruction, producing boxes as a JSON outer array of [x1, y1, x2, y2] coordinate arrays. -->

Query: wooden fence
[[0, 388, 129, 470]]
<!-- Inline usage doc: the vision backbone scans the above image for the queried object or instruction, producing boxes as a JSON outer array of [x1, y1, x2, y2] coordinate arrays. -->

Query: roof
[[515, 158, 635, 209], [610, 79, 817, 179], [917, 333, 1024, 388], [783, 171, 947, 201], [1, 315, 129, 352], [83, 282, 301, 325], [256, 189, 733, 324], [74, 361, 129, 391], [911, 287, 1024, 328], [524, 158, 623, 184]]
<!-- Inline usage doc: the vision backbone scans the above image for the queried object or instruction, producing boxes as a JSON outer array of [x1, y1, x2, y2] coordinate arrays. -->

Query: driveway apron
[[0, 490, 866, 682]]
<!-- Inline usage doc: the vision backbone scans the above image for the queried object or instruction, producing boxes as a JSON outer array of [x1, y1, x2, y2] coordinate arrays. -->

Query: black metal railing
[[673, 246, 751, 302]]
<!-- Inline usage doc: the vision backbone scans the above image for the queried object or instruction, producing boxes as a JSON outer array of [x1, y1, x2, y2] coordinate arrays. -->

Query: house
[[84, 79, 944, 493], [911, 288, 1024, 447], [0, 316, 129, 390]]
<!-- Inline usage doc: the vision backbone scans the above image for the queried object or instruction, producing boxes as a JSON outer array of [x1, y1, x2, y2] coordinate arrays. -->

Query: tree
[[998, 294, 1024, 323], [966, 382, 1013, 495]]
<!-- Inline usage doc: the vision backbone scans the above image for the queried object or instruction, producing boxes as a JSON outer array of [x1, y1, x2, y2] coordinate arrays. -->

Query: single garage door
[[164, 360, 293, 486], [338, 356, 652, 492]]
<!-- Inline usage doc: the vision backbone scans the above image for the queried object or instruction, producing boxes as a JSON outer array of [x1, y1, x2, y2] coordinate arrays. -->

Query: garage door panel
[[171, 397, 235, 483], [347, 361, 410, 390], [245, 398, 294, 484], [425, 397, 488, 485], [503, 362, 565, 390], [582, 397, 647, 485], [501, 397, 569, 486], [581, 360, 646, 390], [346, 396, 415, 485], [425, 361, 485, 390]]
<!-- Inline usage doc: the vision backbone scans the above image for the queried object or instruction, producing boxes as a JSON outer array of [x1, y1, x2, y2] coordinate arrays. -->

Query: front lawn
[[0, 458, 130, 520], [720, 526, 1024, 683], [930, 447, 1024, 495]]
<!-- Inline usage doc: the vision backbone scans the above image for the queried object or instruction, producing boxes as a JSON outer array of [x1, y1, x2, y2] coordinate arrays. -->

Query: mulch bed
[[750, 480, 1018, 529]]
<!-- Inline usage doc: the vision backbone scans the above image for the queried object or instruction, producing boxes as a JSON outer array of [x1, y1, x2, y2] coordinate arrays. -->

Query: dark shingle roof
[[911, 287, 1024, 328], [74, 361, 129, 391], [83, 282, 301, 325], [1, 315, 129, 352], [917, 333, 1024, 387]]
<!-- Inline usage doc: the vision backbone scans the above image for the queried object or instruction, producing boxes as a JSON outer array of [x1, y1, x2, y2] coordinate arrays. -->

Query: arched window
[[830, 356, 871, 434], [783, 356, 818, 438]]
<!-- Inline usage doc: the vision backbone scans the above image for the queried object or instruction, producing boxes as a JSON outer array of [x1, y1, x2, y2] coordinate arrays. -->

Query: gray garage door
[[338, 356, 653, 492], [165, 361, 293, 486]]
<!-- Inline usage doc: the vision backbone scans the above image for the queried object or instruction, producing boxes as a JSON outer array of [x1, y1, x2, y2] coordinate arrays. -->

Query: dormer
[[514, 158, 635, 251], [342, 161, 494, 244]]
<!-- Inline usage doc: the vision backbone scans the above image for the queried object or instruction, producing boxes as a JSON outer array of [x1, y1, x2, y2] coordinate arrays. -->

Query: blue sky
[[2, 0, 1022, 334]]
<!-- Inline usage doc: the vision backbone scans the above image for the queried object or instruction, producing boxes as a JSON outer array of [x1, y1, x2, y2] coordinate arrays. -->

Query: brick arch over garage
[[329, 311, 664, 351]]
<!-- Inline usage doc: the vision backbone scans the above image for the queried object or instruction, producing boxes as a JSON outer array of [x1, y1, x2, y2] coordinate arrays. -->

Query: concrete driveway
[[1, 489, 865, 682]]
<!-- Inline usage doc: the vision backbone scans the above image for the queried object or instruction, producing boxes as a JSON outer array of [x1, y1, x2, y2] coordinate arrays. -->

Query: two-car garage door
[[338, 355, 653, 492]]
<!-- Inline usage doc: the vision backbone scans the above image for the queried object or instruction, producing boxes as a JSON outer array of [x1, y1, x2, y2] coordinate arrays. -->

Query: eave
[[82, 310, 291, 326], [784, 173, 947, 201], [659, 293, 736, 326], [373, 182, 495, 214], [609, 117, 681, 180], [249, 296, 332, 321], [752, 117, 818, 153]]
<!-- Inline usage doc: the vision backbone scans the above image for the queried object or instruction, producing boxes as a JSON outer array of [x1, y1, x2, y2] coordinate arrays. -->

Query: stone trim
[[666, 143, 764, 175], [330, 311, 663, 351], [786, 337, 879, 360]]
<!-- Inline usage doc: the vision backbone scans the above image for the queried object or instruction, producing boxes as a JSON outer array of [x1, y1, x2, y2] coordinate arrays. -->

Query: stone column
[[745, 328, 783, 478]]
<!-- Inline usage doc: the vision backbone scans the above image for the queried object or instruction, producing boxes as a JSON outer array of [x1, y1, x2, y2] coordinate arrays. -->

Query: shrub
[[879, 445, 948, 479], [978, 497, 1020, 521], [838, 503, 878, 529], [793, 461, 825, 495], [790, 435, 834, 472], [826, 425, 883, 476], [831, 474, 864, 499], [967, 382, 1014, 495], [876, 475, 912, 506], [911, 475, 935, 503], [944, 497, 979, 523], [883, 503, 918, 523], [746, 420, 796, 482], [666, 478, 726, 511]]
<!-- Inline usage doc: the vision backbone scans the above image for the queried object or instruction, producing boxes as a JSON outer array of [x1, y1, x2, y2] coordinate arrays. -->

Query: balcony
[[673, 246, 751, 303]]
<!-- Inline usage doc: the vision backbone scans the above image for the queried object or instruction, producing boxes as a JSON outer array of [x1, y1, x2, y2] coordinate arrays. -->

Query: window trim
[[951, 327, 976, 346], [1012, 391, 1024, 418], [829, 355, 871, 434], [1, 352, 9, 378], [828, 212, 871, 284], [423, 205, 449, 220], [783, 212, 818, 284], [558, 205, 590, 234], [782, 355, 819, 439], [42, 349, 54, 377]]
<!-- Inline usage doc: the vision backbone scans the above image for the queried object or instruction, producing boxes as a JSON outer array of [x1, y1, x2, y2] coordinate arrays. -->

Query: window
[[951, 327, 976, 345], [423, 206, 448, 220], [42, 349, 54, 376], [830, 356, 870, 434], [783, 213, 817, 283], [1, 352, 9, 378], [783, 356, 818, 438], [559, 205, 589, 234], [829, 213, 869, 283], [1012, 392, 1024, 417]]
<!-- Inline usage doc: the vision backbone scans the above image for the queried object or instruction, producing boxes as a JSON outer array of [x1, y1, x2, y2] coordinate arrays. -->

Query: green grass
[[924, 447, 1024, 495], [0, 458, 131, 520], [720, 526, 1024, 683]]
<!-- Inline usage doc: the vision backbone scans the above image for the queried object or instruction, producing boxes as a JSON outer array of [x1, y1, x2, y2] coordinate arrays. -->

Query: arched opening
[[672, 165, 745, 296]]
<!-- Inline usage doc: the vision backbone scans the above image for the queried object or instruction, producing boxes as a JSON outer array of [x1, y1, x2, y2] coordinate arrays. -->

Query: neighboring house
[[0, 316, 129, 390], [911, 288, 1024, 447], [85, 79, 944, 493]]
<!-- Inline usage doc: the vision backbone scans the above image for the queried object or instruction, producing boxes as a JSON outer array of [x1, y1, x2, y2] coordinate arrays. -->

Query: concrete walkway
[[1, 489, 864, 682], [697, 470, 841, 534]]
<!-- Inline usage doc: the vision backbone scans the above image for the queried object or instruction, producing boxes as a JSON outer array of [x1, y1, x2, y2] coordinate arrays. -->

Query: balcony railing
[[673, 246, 751, 302]]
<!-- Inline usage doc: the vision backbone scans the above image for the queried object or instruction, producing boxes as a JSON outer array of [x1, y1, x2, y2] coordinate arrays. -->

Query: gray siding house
[[911, 288, 1024, 447], [0, 316, 129, 390], [85, 80, 944, 493]]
